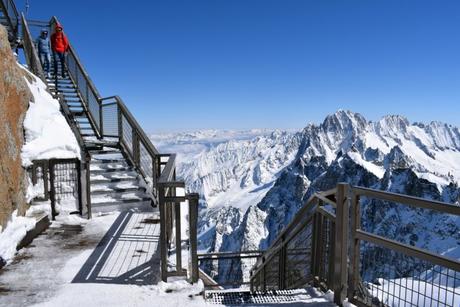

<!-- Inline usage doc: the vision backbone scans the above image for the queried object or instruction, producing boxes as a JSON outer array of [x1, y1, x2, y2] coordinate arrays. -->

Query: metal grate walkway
[[205, 288, 334, 305]]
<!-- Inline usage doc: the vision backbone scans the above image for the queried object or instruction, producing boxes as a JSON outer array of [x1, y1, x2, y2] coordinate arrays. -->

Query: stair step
[[91, 186, 146, 195], [58, 89, 77, 93], [91, 195, 152, 206], [90, 199, 153, 213], [90, 167, 132, 174], [91, 159, 126, 165], [90, 177, 137, 184]]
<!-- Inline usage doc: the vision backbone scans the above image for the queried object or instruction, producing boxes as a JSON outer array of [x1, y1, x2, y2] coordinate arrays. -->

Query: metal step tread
[[91, 195, 152, 206], [90, 167, 133, 174], [91, 186, 146, 195], [90, 177, 137, 184], [205, 289, 325, 305]]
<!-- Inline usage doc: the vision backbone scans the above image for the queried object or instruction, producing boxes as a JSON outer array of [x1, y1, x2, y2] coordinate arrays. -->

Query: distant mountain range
[[150, 110, 460, 283]]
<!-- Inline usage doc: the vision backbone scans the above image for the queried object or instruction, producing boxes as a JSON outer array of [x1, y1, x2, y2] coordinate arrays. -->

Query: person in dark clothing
[[36, 29, 51, 78], [51, 23, 69, 78]]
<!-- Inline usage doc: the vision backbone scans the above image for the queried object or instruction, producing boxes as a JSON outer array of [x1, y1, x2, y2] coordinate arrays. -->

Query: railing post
[[334, 183, 349, 305], [99, 103, 104, 138], [159, 184, 168, 282], [49, 160, 57, 220], [132, 130, 140, 168], [261, 257, 266, 292], [348, 191, 361, 302], [187, 193, 199, 283], [117, 102, 123, 141], [85, 152, 92, 219], [76, 159, 83, 215], [175, 201, 182, 273], [328, 220, 336, 291], [278, 236, 287, 290]]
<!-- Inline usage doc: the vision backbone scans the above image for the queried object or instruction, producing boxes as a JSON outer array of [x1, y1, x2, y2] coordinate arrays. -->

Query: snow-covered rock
[[21, 73, 80, 166]]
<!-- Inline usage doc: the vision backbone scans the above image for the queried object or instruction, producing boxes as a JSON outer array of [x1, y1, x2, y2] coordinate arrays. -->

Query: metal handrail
[[20, 13, 46, 82], [110, 95, 160, 156], [50, 17, 161, 185], [0, 0, 19, 37], [250, 183, 460, 306]]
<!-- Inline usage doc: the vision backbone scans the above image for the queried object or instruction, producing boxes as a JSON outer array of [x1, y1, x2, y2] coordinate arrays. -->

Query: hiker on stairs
[[51, 23, 69, 78], [36, 29, 51, 78]]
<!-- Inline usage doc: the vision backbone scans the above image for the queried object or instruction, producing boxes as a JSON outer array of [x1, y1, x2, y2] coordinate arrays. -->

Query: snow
[[371, 277, 460, 307], [21, 70, 80, 166], [0, 209, 36, 264], [347, 151, 385, 178]]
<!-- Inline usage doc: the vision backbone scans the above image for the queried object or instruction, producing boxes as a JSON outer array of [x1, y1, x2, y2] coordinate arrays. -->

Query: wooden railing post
[[334, 183, 349, 305], [187, 193, 199, 283]]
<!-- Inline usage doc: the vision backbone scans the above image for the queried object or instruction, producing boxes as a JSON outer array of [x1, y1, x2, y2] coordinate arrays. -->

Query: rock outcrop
[[0, 25, 31, 228]]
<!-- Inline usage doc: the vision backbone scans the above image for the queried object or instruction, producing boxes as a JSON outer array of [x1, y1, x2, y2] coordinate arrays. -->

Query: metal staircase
[[47, 62, 152, 213]]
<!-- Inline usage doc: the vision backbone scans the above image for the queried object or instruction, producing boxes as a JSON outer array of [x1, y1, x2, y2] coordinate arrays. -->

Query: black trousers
[[53, 51, 66, 77]]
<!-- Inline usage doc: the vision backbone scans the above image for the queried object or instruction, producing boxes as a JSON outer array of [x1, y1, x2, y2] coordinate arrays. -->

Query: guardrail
[[50, 17, 161, 199], [249, 183, 460, 306], [250, 187, 338, 294], [158, 153, 199, 283], [198, 250, 263, 289], [348, 186, 460, 307], [24, 15, 200, 286], [27, 158, 82, 220], [20, 13, 46, 82]]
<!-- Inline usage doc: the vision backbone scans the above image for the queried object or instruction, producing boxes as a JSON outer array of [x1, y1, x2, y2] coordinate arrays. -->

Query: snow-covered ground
[[0, 207, 207, 307]]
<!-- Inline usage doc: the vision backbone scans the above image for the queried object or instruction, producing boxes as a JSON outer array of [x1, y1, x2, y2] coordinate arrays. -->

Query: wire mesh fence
[[198, 252, 262, 289], [351, 193, 460, 307], [101, 101, 119, 137], [28, 159, 82, 219], [121, 113, 133, 154], [358, 242, 460, 307]]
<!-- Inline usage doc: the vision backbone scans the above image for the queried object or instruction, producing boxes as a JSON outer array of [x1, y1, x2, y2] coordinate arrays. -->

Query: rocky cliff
[[0, 25, 31, 228]]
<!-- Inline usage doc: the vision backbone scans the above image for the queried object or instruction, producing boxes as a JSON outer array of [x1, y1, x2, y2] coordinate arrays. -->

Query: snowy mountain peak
[[322, 109, 367, 133]]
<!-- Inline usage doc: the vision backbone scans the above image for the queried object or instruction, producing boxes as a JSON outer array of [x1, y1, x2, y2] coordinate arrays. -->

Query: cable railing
[[249, 183, 460, 306]]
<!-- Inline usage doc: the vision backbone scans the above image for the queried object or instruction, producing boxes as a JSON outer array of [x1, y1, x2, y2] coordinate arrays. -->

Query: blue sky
[[24, 0, 460, 132]]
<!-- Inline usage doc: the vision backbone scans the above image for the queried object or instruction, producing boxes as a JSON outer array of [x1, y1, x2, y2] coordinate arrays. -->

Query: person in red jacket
[[51, 23, 69, 78]]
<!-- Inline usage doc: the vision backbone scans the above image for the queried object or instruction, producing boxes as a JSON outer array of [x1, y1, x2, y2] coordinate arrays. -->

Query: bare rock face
[[0, 25, 31, 228]]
